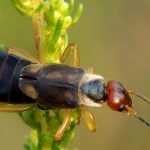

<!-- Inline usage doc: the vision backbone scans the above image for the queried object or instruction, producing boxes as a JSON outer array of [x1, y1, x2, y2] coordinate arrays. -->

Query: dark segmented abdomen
[[0, 51, 35, 104], [36, 64, 85, 108]]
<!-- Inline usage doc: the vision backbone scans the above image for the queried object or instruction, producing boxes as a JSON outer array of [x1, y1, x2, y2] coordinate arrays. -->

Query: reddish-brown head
[[106, 80, 132, 112], [104, 80, 150, 127]]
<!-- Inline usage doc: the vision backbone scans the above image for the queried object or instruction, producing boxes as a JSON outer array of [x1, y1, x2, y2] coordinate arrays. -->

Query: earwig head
[[106, 80, 132, 112], [106, 80, 150, 127]]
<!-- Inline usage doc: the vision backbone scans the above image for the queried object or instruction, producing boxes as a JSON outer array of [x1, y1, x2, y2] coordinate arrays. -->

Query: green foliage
[[11, 0, 83, 150], [12, 0, 83, 63], [0, 44, 7, 51]]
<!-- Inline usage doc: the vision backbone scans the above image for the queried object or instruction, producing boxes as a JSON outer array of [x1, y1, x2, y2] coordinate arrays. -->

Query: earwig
[[0, 44, 149, 143]]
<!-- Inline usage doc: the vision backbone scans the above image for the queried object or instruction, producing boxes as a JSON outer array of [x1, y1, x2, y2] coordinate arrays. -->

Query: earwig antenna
[[134, 114, 150, 127], [125, 106, 150, 127], [128, 90, 150, 104]]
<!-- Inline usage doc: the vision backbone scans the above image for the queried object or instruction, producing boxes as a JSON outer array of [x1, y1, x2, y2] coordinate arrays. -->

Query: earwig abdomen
[[37, 64, 85, 109], [0, 51, 35, 104], [20, 64, 85, 109]]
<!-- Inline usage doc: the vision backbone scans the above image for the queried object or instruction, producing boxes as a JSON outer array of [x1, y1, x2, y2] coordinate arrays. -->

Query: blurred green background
[[0, 0, 150, 150]]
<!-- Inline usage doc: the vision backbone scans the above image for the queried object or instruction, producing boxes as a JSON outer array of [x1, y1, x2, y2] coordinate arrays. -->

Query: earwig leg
[[81, 107, 96, 132], [87, 67, 94, 74], [60, 43, 80, 67], [72, 44, 80, 67], [0, 104, 33, 112], [60, 44, 96, 132], [64, 43, 82, 123], [8, 47, 40, 63], [77, 110, 81, 125], [54, 109, 72, 141]]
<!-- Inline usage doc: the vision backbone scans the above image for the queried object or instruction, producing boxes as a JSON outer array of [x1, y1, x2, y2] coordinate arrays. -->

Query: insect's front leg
[[60, 43, 80, 66], [54, 109, 71, 141], [60, 43, 97, 135], [81, 107, 96, 132], [54, 44, 80, 141]]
